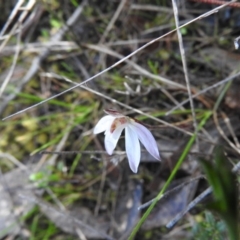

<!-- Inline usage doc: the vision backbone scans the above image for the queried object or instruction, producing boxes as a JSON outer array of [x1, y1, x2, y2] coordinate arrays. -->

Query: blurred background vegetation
[[0, 0, 240, 239]]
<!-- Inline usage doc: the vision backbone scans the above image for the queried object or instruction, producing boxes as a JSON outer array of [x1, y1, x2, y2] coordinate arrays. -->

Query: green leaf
[[199, 147, 239, 240]]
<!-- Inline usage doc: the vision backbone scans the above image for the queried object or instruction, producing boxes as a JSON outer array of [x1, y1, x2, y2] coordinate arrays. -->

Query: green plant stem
[[128, 111, 212, 240], [213, 80, 232, 111]]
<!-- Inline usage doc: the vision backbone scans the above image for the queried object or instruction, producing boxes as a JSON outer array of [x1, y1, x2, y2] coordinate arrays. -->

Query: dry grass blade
[[84, 43, 186, 89], [166, 187, 212, 229], [0, 1, 87, 116], [189, 0, 240, 8], [40, 72, 193, 136], [99, 0, 127, 43], [0, 41, 78, 56], [0, 153, 27, 170], [0, 0, 36, 51], [1, 0, 240, 238], [138, 176, 204, 210], [130, 4, 173, 13], [171, 0, 199, 148], [0, 0, 25, 37], [221, 113, 240, 149], [166, 71, 240, 115], [213, 112, 240, 155], [18, 194, 114, 240], [0, 27, 21, 97], [2, 0, 236, 120], [167, 158, 240, 228]]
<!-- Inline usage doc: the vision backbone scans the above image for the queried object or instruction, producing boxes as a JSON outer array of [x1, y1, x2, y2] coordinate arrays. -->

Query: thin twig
[[39, 72, 233, 156], [172, 0, 199, 149], [0, 153, 27, 170], [189, 0, 240, 8], [18, 194, 114, 240], [0, 0, 36, 52], [166, 187, 212, 228], [213, 112, 240, 155], [40, 72, 192, 136], [138, 176, 204, 210], [84, 43, 185, 89], [156, 85, 185, 111], [0, 1, 88, 116], [99, 0, 127, 43], [0, 41, 78, 56], [166, 71, 240, 115], [166, 79, 240, 228], [167, 159, 240, 228], [0, 0, 25, 37], [3, 0, 236, 120], [212, 80, 240, 154], [40, 150, 214, 156], [94, 158, 107, 216], [221, 112, 240, 149], [0, 26, 22, 97], [130, 4, 173, 13]]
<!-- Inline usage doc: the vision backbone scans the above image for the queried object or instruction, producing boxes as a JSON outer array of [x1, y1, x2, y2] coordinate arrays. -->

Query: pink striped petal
[[131, 122, 160, 161], [125, 125, 141, 173]]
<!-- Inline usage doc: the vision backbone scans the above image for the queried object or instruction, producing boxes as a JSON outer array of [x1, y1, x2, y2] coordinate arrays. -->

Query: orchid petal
[[104, 124, 125, 155], [93, 115, 115, 134], [125, 125, 141, 173], [131, 122, 160, 160]]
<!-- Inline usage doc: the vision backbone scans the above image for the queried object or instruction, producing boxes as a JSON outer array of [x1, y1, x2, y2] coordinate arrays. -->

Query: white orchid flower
[[93, 109, 160, 173]]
